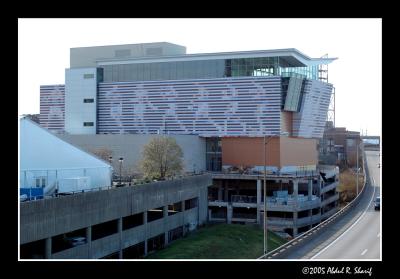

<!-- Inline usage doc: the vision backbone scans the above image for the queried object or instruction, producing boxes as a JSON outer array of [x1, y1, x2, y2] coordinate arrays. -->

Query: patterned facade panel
[[97, 77, 282, 137], [292, 80, 333, 138], [39, 85, 65, 131]]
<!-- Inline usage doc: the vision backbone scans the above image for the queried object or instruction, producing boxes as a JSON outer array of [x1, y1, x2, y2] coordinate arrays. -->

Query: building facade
[[38, 42, 339, 236], [318, 121, 362, 168]]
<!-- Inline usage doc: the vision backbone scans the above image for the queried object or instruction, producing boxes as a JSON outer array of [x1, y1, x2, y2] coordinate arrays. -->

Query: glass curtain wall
[[101, 57, 281, 82], [206, 138, 222, 172], [279, 65, 319, 80]]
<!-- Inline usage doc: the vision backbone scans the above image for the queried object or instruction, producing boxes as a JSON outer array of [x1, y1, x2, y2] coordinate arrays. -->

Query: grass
[[145, 223, 287, 259]]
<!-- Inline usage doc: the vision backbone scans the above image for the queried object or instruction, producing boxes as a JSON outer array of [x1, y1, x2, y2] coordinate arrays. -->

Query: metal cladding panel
[[292, 79, 333, 138], [97, 77, 282, 137], [39, 85, 65, 131]]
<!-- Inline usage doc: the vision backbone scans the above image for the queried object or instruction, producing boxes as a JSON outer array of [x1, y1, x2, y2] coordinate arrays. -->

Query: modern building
[[318, 121, 362, 168], [20, 117, 113, 200], [38, 42, 339, 236]]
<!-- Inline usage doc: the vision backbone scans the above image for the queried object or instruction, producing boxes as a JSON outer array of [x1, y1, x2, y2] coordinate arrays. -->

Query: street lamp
[[263, 131, 289, 256], [356, 141, 362, 195], [119, 157, 123, 186]]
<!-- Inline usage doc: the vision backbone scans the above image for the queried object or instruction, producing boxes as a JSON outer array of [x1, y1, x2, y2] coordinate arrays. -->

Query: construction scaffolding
[[319, 54, 335, 127]]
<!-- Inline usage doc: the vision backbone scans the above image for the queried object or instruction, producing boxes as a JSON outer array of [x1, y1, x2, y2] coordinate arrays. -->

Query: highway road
[[311, 150, 381, 259], [281, 150, 381, 259]]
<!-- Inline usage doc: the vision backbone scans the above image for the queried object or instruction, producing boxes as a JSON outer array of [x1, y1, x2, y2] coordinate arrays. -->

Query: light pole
[[109, 156, 113, 186], [263, 131, 289, 256], [119, 157, 123, 186], [356, 143, 359, 196]]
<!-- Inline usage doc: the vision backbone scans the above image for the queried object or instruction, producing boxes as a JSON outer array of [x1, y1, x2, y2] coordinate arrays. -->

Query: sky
[[18, 18, 382, 136]]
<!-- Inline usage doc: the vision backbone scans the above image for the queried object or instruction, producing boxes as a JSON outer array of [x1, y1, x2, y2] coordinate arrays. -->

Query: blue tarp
[[20, 188, 44, 200]]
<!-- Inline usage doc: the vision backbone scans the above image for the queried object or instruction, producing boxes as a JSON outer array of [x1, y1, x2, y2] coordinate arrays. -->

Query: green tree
[[140, 137, 184, 179]]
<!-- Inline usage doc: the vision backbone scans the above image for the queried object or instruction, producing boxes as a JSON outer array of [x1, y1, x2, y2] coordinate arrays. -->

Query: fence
[[20, 167, 112, 201]]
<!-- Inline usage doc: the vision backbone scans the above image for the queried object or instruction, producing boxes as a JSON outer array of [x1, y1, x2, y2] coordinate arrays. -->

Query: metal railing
[[258, 151, 367, 259], [20, 185, 115, 202]]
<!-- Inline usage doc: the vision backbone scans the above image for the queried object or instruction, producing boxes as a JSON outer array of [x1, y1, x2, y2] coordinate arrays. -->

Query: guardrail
[[258, 151, 367, 259]]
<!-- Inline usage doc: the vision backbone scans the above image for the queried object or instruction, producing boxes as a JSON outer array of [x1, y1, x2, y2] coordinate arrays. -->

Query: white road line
[[311, 182, 376, 259], [361, 249, 368, 256]]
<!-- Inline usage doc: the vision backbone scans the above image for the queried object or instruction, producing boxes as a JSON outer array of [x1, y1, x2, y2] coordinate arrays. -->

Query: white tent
[[20, 117, 113, 196]]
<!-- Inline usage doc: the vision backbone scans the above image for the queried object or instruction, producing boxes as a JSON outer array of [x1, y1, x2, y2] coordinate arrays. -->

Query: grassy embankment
[[145, 223, 287, 259]]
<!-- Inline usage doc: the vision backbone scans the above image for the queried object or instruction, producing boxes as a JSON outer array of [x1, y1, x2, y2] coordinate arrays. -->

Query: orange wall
[[280, 137, 318, 167], [222, 137, 280, 167], [221, 137, 317, 167]]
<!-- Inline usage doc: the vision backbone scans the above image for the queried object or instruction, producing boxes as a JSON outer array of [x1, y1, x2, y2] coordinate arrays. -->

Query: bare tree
[[90, 148, 112, 162], [140, 137, 184, 179]]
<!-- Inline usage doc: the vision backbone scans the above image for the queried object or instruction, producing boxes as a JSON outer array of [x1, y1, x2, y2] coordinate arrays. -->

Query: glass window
[[143, 63, 151, 81], [136, 63, 144, 81], [160, 62, 169, 80], [103, 66, 112, 82], [169, 62, 177, 80], [176, 61, 184, 79], [83, 98, 94, 103], [83, 74, 94, 79], [112, 65, 118, 81], [83, 122, 94, 127]]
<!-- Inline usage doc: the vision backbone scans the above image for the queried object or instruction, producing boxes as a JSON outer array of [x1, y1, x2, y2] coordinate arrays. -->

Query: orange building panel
[[221, 137, 317, 168]]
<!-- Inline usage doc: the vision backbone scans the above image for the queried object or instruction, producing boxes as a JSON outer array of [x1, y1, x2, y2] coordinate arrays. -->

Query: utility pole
[[263, 135, 267, 255]]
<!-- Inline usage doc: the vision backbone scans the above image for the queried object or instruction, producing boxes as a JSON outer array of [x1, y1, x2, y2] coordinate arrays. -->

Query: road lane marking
[[311, 180, 376, 259], [361, 249, 368, 256]]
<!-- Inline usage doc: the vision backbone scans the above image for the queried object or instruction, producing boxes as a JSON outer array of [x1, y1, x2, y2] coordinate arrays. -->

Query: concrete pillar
[[163, 206, 169, 246], [293, 179, 298, 198], [208, 209, 212, 221], [143, 212, 148, 255], [86, 226, 92, 259], [181, 201, 186, 236], [45, 237, 52, 259], [319, 179, 322, 196], [257, 180, 261, 224], [118, 217, 123, 259], [225, 187, 229, 202], [293, 211, 298, 237], [308, 179, 313, 201], [293, 179, 299, 209], [227, 205, 233, 224], [218, 186, 222, 201]]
